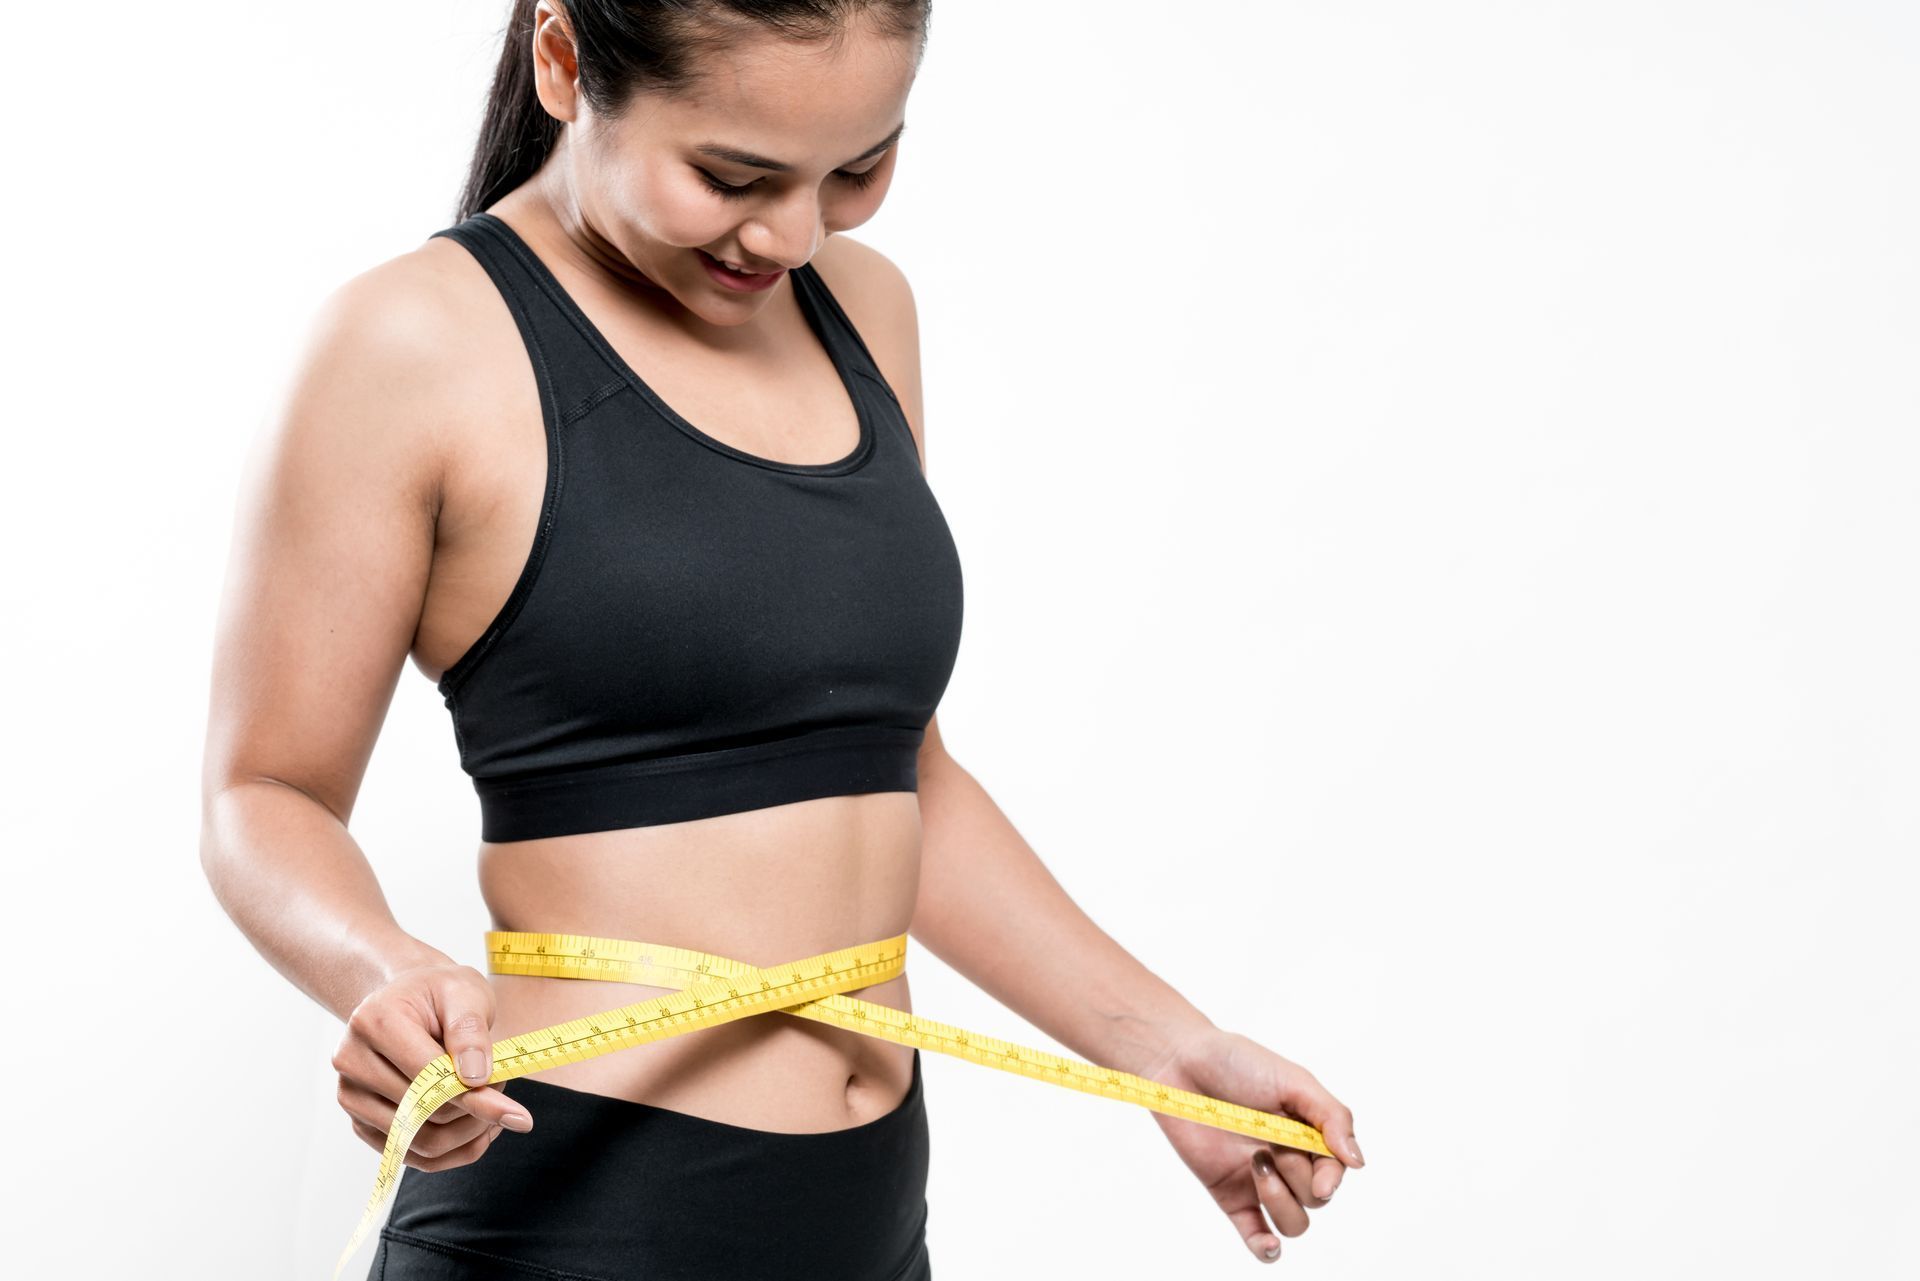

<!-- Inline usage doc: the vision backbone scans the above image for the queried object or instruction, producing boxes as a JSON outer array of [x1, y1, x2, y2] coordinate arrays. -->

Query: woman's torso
[[402, 196, 934, 1132]]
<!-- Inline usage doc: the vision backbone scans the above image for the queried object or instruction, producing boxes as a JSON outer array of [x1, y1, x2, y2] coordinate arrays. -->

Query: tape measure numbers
[[333, 930, 1332, 1278]]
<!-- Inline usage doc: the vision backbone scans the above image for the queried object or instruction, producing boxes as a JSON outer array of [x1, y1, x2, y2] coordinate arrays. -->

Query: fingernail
[[1254, 1151, 1276, 1180], [501, 1111, 533, 1132], [1262, 1239, 1281, 1260], [461, 1050, 488, 1081], [1348, 1134, 1365, 1165]]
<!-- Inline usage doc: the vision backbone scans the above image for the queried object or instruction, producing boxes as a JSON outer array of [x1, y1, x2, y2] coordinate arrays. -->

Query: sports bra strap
[[429, 214, 628, 418]]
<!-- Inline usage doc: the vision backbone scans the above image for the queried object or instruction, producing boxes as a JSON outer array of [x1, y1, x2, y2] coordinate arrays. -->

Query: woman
[[200, 1, 1364, 1276]]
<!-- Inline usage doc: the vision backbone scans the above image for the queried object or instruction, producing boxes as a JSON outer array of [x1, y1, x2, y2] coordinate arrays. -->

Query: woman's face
[[533, 10, 919, 323]]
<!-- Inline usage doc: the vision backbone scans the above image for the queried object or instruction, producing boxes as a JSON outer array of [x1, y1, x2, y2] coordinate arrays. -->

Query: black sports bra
[[426, 212, 964, 843]]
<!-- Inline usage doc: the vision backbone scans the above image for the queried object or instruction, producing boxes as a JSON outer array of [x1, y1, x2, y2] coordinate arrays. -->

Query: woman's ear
[[530, 2, 584, 123]]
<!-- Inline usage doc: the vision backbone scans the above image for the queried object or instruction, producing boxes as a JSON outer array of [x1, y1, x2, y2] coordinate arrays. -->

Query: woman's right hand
[[332, 956, 535, 1170]]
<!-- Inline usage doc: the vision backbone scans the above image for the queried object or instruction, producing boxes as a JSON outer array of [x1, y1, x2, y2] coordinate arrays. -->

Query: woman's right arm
[[199, 256, 533, 1162]]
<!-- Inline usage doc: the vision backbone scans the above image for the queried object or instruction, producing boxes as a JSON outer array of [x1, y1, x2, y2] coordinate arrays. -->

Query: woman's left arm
[[912, 728, 1364, 1265], [909, 723, 1213, 1079], [831, 237, 1365, 1261]]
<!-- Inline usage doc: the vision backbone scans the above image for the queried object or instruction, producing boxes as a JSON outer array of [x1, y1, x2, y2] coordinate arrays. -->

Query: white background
[[5, 1, 1915, 1277]]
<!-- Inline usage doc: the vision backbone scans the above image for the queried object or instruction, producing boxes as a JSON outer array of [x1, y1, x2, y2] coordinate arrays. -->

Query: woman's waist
[[476, 798, 923, 1130], [487, 962, 916, 1132]]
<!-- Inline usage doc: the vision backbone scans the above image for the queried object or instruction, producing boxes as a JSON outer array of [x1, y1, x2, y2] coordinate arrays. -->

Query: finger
[[361, 1000, 534, 1131], [338, 1078, 495, 1158], [414, 1122, 504, 1172], [1274, 1067, 1363, 1169], [426, 973, 501, 1092], [405, 1110, 497, 1160], [353, 1116, 506, 1172], [1269, 1146, 1322, 1212], [340, 1032, 531, 1130], [1311, 1152, 1345, 1201], [334, 1038, 460, 1124], [1251, 1150, 1310, 1239], [1218, 1194, 1284, 1264], [423, 977, 536, 1133]]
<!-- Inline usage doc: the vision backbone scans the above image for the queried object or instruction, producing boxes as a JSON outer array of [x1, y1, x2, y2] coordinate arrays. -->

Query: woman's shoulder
[[809, 233, 916, 333], [306, 233, 509, 389], [272, 232, 526, 469], [809, 234, 925, 457]]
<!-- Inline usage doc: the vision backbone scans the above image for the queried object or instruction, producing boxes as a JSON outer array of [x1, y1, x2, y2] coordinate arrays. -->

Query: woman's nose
[[744, 197, 825, 270]]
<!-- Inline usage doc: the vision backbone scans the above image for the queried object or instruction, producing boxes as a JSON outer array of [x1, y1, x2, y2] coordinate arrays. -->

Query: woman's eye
[[836, 165, 884, 191], [696, 164, 885, 201], [697, 169, 760, 200]]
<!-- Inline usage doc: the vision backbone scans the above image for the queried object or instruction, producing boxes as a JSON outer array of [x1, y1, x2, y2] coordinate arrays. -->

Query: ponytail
[[454, 0, 563, 223]]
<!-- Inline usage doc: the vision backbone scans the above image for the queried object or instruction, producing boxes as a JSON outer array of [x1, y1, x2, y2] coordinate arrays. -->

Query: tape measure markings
[[332, 930, 1329, 1279]]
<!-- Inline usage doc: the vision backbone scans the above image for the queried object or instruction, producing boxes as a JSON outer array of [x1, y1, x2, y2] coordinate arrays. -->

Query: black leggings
[[368, 1048, 931, 1281]]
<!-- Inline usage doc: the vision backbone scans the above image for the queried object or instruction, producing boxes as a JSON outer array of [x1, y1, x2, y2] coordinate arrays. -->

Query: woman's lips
[[697, 248, 784, 292]]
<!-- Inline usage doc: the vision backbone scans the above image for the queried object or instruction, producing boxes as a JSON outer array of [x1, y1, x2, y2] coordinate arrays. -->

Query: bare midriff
[[478, 789, 922, 1133]]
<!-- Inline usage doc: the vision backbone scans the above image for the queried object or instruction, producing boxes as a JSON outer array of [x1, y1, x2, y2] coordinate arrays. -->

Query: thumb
[[430, 971, 503, 1090], [426, 972, 532, 1132], [430, 971, 499, 1088]]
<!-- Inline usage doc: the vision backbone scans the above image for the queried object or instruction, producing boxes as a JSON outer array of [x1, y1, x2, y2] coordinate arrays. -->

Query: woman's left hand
[[1139, 1025, 1365, 1264]]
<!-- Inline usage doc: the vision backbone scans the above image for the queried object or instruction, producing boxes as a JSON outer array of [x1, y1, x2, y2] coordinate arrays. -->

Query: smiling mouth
[[700, 249, 782, 277]]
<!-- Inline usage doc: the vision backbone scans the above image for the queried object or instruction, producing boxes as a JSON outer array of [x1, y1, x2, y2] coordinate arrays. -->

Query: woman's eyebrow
[[694, 121, 907, 172]]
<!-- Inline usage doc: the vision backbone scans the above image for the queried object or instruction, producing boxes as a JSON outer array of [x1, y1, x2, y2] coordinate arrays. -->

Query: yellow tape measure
[[333, 930, 1331, 1278]]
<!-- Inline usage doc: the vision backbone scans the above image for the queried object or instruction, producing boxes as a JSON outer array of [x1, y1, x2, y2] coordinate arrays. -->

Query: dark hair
[[455, 0, 931, 223]]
